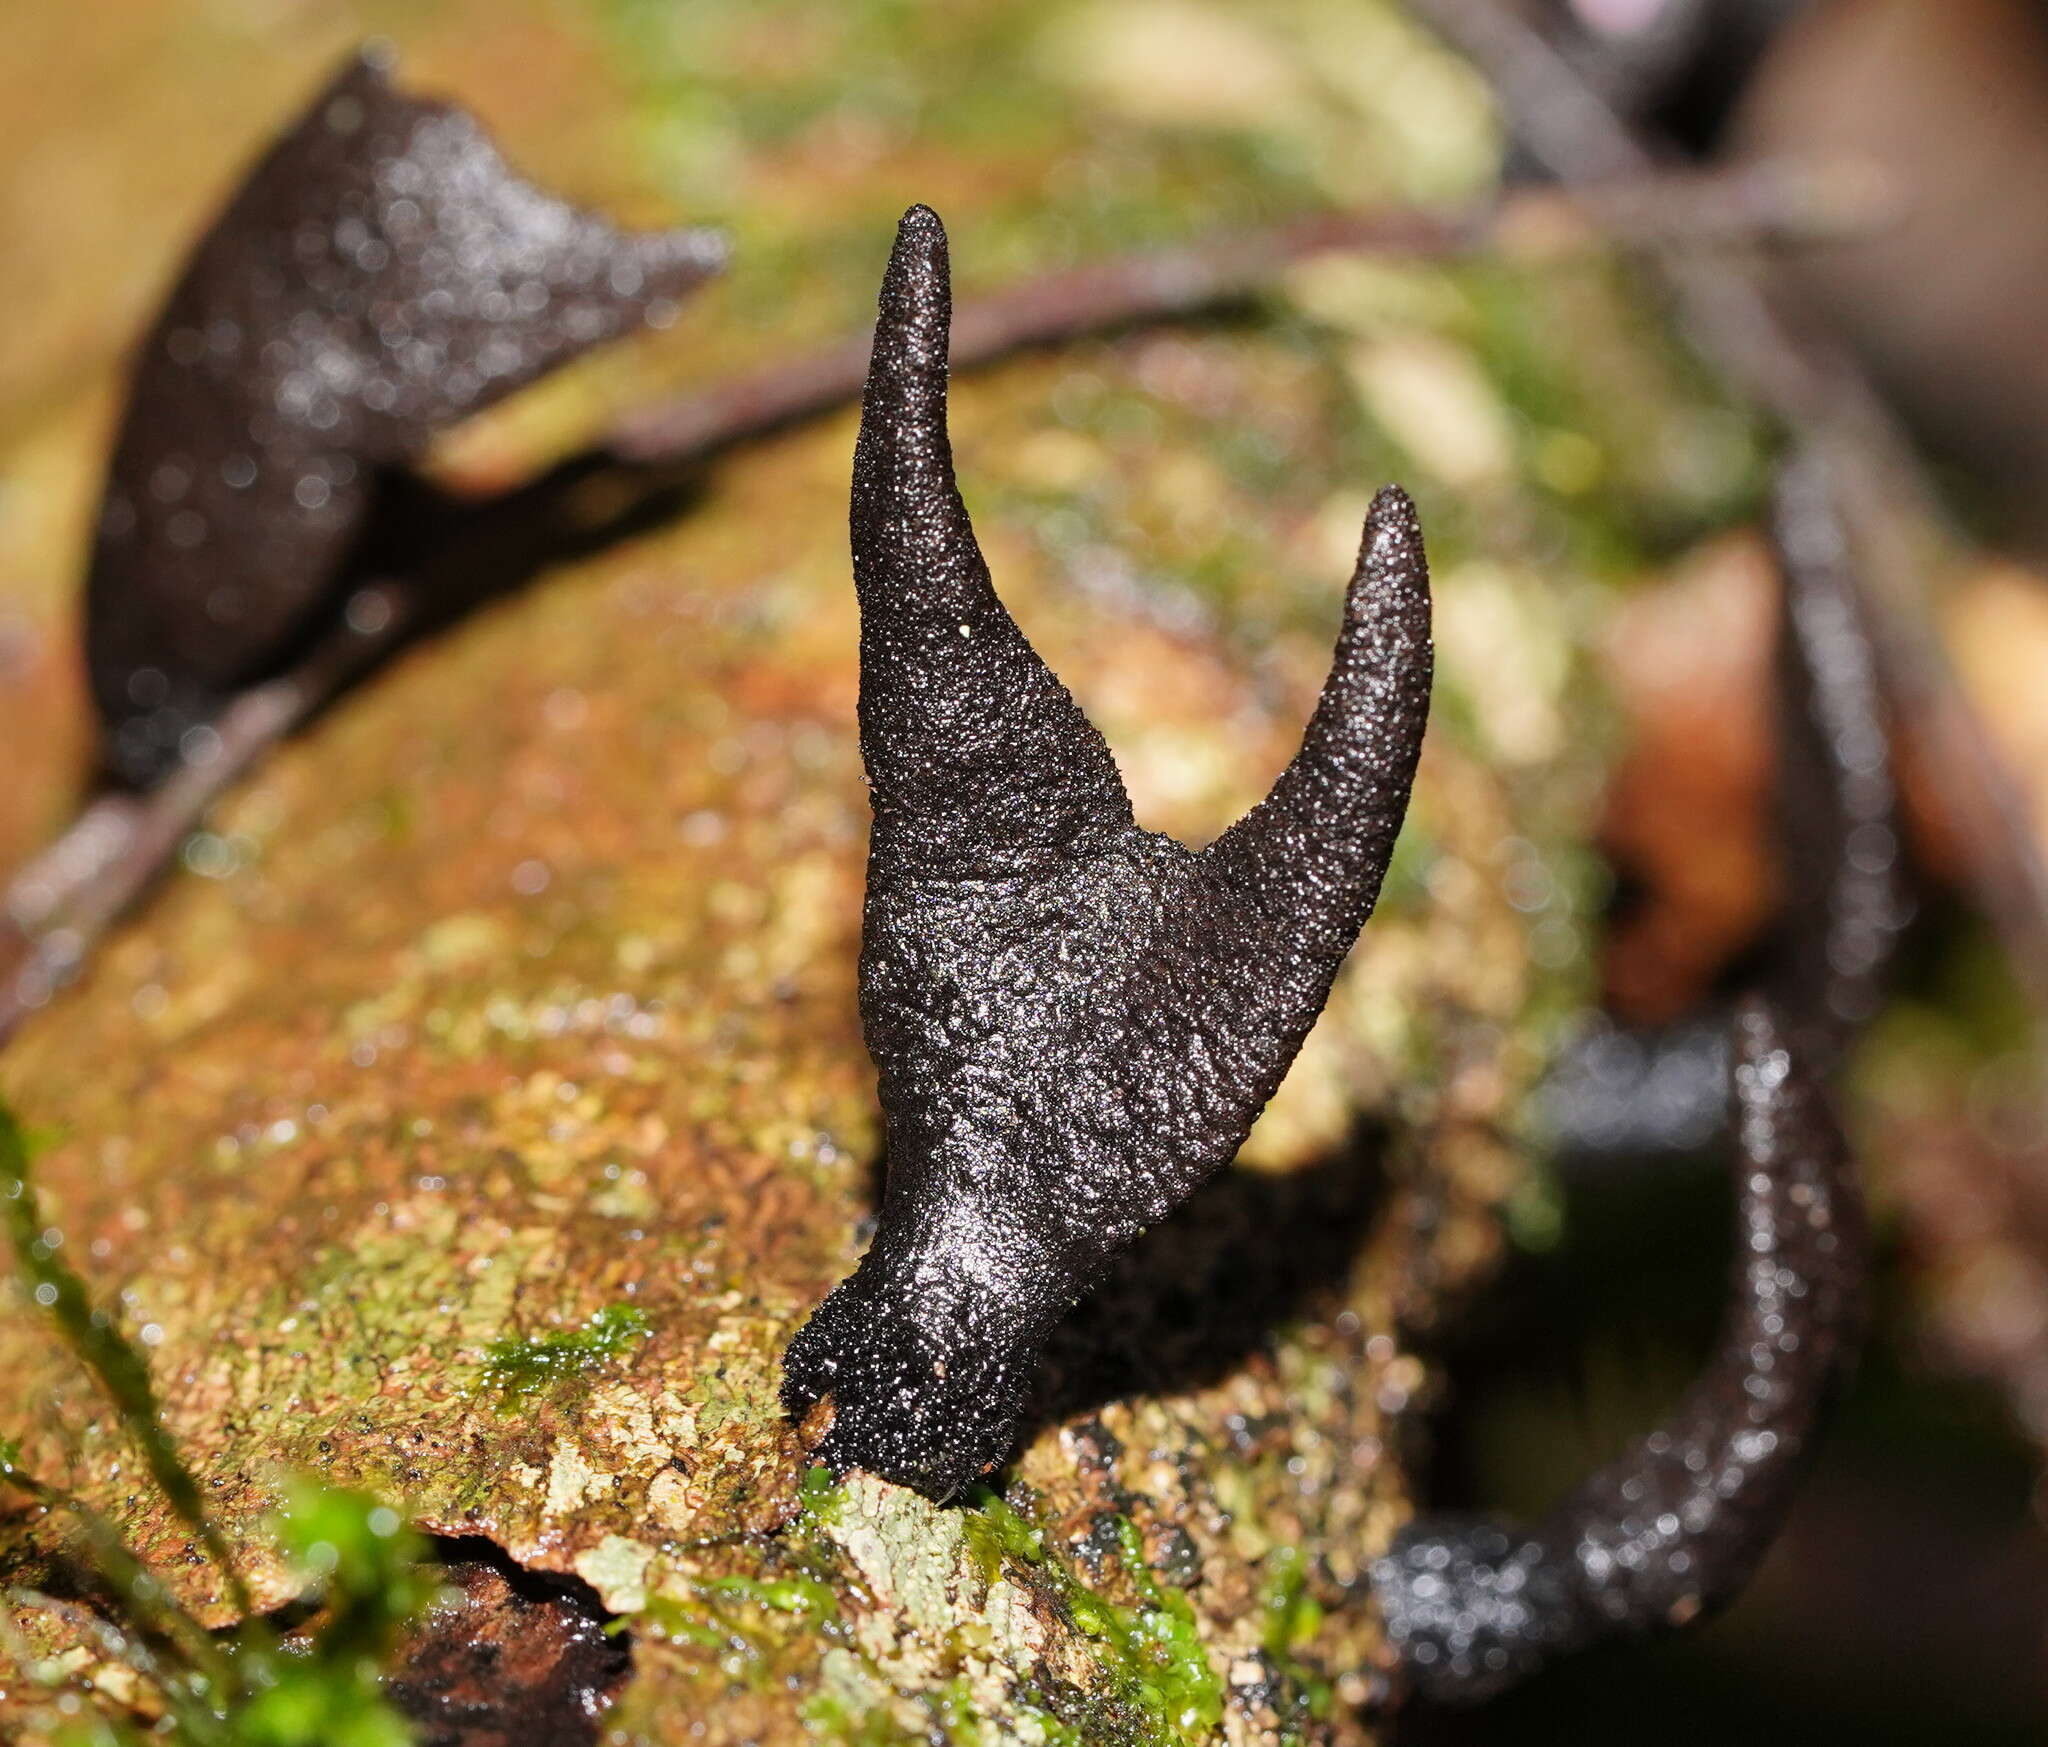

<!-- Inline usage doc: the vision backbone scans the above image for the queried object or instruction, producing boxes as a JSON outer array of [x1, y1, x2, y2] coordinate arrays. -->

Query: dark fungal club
[[86, 46, 726, 788], [778, 205, 1434, 1502], [1373, 997, 1865, 1701]]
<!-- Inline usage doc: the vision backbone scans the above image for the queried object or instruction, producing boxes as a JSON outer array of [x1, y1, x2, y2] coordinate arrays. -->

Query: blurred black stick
[[0, 586, 409, 1049], [611, 163, 1870, 462], [1543, 446, 1906, 1155], [1411, 0, 2048, 1030]]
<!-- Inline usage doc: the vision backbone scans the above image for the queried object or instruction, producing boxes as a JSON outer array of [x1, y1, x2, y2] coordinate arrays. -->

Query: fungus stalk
[[86, 48, 726, 787]]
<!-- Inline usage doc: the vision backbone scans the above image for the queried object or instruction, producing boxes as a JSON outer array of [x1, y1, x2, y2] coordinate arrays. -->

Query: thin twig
[[0, 159, 1881, 1054], [611, 161, 1879, 462], [0, 586, 410, 1050], [1409, 0, 2048, 1027]]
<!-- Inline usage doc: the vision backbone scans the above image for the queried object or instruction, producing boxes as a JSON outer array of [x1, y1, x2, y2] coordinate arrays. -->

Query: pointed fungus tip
[[885, 205, 949, 278], [885, 208, 949, 305], [866, 203, 953, 383], [1370, 480, 1416, 519], [1359, 483, 1423, 568]]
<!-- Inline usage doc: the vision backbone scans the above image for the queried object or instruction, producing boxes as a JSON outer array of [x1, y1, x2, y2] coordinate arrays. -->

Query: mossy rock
[[0, 0, 1762, 1739]]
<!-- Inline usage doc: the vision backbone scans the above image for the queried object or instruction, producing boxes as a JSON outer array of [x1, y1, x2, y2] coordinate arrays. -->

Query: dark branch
[[1540, 445, 1907, 1157], [610, 160, 1879, 465], [0, 587, 409, 1049], [1766, 445, 1905, 1055], [1412, 0, 2048, 1040]]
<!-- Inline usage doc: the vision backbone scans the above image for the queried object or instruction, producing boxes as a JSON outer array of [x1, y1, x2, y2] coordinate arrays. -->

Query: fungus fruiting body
[[779, 205, 1435, 1501], [86, 48, 726, 786]]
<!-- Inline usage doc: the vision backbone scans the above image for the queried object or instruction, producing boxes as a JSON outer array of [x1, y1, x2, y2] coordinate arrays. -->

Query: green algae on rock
[[480, 1303, 654, 1405]]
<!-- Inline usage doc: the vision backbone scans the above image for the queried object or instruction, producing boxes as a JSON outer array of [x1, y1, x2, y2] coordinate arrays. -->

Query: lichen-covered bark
[[0, 1, 1766, 1740]]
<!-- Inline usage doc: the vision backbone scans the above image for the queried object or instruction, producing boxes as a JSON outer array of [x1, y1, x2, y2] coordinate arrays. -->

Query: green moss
[[797, 1463, 846, 1527], [959, 1494, 1222, 1746], [0, 1431, 238, 1706], [960, 1488, 1048, 1586], [477, 1304, 651, 1402], [797, 1692, 925, 1747], [801, 1670, 1089, 1747], [1, 1099, 250, 1617], [1091, 1520, 1225, 1743], [927, 1678, 985, 1747], [618, 1566, 845, 1707], [215, 1482, 437, 1747], [2, 1094, 432, 1745], [1258, 1547, 1335, 1733], [699, 1572, 840, 1622], [1009, 1701, 1085, 1747], [617, 1593, 733, 1652], [1259, 1546, 1320, 1660]]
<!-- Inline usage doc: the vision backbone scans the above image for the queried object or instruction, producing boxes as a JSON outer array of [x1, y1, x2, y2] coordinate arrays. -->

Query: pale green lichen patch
[[827, 1473, 973, 1638], [577, 1532, 660, 1613]]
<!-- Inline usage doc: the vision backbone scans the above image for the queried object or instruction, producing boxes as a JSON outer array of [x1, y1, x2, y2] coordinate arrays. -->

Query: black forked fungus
[[1374, 998, 1865, 1702], [779, 205, 1434, 1500], [87, 47, 727, 788]]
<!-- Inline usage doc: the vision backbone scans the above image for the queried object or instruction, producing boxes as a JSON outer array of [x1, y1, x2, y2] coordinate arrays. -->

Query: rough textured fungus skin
[[779, 208, 1434, 1500], [1374, 999, 1866, 1701], [86, 48, 725, 786]]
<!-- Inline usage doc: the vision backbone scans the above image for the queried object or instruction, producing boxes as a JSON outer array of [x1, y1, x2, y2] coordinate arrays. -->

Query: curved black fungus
[[779, 205, 1434, 1500], [86, 46, 727, 788], [1374, 998, 1865, 1703], [1539, 446, 1905, 1158]]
